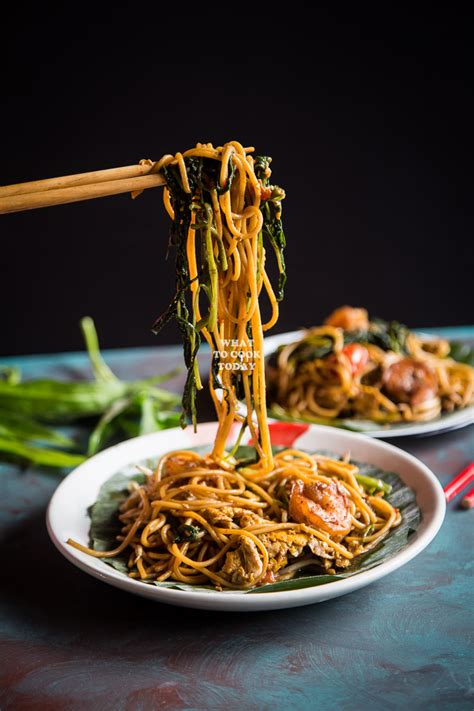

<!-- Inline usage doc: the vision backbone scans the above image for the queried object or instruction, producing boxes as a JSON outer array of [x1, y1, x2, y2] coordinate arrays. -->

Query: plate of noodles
[[263, 307, 474, 438], [47, 421, 445, 611], [45, 141, 444, 609]]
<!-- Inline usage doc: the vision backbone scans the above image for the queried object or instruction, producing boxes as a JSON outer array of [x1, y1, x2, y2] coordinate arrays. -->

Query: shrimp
[[324, 305, 369, 332], [382, 357, 438, 406], [289, 479, 352, 536]]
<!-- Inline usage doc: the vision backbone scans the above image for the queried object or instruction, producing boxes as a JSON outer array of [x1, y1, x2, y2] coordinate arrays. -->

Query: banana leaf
[[88, 448, 421, 594]]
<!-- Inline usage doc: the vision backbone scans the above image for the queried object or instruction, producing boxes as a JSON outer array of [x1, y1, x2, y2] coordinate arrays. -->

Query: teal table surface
[[1, 328, 473, 711]]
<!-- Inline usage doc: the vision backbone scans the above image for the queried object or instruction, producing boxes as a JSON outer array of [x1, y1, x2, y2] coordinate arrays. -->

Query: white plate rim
[[47, 423, 446, 611], [262, 329, 474, 438]]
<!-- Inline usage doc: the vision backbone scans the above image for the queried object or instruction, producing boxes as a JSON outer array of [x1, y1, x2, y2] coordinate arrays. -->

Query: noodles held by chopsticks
[[150, 141, 285, 473], [68, 143, 400, 590]]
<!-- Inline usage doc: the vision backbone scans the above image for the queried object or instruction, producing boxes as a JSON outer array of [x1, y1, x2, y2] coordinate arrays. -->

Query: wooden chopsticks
[[0, 161, 166, 214]]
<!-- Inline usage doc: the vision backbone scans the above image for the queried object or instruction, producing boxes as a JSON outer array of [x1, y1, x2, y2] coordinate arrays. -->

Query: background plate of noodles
[[47, 422, 445, 611], [262, 321, 474, 438]]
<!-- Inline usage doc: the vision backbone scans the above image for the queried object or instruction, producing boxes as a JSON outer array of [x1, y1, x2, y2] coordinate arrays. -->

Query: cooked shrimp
[[289, 479, 352, 535], [383, 357, 438, 406], [324, 305, 369, 332]]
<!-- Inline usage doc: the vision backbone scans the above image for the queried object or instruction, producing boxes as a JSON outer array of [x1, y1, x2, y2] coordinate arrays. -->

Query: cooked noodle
[[268, 308, 474, 425], [70, 448, 400, 589], [151, 140, 285, 473], [68, 145, 401, 590]]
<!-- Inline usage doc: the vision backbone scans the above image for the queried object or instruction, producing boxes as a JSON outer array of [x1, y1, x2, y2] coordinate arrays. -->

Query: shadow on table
[[2, 502, 468, 710], [1, 507, 365, 648], [4, 425, 472, 657]]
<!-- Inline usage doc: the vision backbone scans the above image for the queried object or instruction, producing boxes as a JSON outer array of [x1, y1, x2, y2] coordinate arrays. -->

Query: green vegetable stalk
[[0, 318, 181, 468], [151, 150, 287, 430], [355, 474, 392, 495]]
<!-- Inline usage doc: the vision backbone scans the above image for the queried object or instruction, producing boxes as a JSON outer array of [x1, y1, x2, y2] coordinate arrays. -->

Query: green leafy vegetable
[[269, 319, 411, 376], [449, 340, 474, 367], [137, 392, 157, 436], [0, 409, 75, 447], [80, 316, 117, 383], [361, 318, 410, 354], [279, 319, 411, 371], [254, 156, 287, 301], [151, 152, 286, 429], [88, 448, 420, 594], [280, 335, 335, 369], [0, 436, 85, 468], [0, 366, 21, 385], [174, 524, 201, 543], [0, 318, 181, 467], [355, 473, 392, 495], [0, 378, 132, 421], [87, 397, 134, 456]]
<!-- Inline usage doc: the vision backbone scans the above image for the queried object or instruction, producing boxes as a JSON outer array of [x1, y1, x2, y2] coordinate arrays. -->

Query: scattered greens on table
[[0, 318, 181, 468]]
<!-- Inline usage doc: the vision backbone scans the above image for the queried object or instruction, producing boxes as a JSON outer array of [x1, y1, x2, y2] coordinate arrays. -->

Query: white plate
[[263, 330, 474, 438], [47, 422, 445, 611]]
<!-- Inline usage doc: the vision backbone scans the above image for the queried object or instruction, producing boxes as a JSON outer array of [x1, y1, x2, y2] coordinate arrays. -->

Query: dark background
[[2, 10, 473, 356]]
